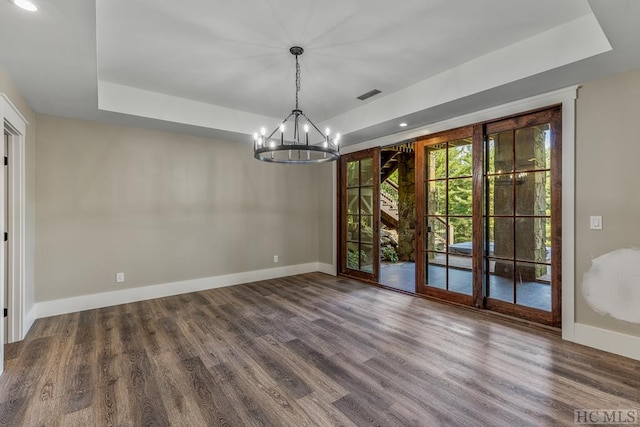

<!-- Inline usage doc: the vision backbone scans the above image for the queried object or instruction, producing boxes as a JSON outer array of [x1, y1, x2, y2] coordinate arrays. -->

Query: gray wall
[[316, 162, 335, 266], [575, 68, 640, 337], [0, 66, 36, 318], [35, 114, 325, 302]]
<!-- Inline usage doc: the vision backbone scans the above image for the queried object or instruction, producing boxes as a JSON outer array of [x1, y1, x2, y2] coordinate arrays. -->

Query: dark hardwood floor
[[1, 272, 638, 426]]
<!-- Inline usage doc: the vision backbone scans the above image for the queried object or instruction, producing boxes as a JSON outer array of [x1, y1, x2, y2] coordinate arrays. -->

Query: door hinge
[[3, 232, 6, 242], [3, 156, 7, 166], [3, 308, 7, 318]]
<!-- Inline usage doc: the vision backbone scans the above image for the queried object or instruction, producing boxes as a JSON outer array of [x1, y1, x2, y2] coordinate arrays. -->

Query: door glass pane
[[426, 144, 447, 179], [489, 259, 514, 303], [360, 244, 374, 273], [515, 124, 550, 171], [448, 217, 472, 248], [427, 180, 446, 216], [515, 171, 550, 216], [516, 262, 551, 311], [426, 217, 447, 252], [346, 215, 359, 241], [347, 188, 359, 214], [346, 242, 359, 270], [360, 187, 374, 214], [426, 261, 447, 290], [347, 161, 359, 187], [360, 215, 373, 243], [360, 158, 374, 186], [448, 138, 472, 178], [487, 175, 513, 216], [448, 265, 472, 295], [487, 131, 514, 174], [448, 178, 472, 215], [490, 217, 514, 260], [515, 217, 550, 263]]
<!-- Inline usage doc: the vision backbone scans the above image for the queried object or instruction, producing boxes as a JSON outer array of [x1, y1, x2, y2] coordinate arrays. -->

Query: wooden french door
[[415, 126, 481, 307], [339, 148, 380, 282], [414, 107, 562, 326], [483, 107, 562, 326]]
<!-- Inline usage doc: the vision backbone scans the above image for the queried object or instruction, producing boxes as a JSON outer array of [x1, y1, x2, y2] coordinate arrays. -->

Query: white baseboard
[[573, 323, 640, 361], [317, 262, 336, 276], [35, 262, 334, 319], [23, 305, 36, 340]]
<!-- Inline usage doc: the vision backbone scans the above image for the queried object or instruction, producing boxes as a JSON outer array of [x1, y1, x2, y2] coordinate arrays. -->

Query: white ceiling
[[97, 0, 591, 120], [1, 1, 640, 146]]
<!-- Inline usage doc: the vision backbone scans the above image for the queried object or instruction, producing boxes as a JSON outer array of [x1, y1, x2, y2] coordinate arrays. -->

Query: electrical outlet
[[116, 272, 125, 283], [273, 255, 279, 263], [590, 216, 603, 230]]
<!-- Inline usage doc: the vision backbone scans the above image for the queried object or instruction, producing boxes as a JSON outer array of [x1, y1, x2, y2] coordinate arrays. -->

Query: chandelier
[[253, 46, 340, 164]]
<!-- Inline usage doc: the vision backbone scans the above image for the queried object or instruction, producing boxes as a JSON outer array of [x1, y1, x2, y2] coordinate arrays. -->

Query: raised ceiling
[[1, 1, 640, 146], [97, 0, 591, 120]]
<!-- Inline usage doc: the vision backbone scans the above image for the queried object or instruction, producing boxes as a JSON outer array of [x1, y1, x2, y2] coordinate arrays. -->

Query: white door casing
[[0, 93, 28, 375]]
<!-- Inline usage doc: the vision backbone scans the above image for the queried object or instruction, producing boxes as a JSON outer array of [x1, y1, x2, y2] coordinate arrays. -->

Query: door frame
[[0, 93, 28, 375]]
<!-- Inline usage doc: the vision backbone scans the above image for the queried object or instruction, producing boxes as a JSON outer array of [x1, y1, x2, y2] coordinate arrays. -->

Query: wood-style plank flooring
[[1, 272, 639, 426]]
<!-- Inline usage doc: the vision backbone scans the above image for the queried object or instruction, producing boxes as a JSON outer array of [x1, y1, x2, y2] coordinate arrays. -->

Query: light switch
[[590, 216, 603, 230]]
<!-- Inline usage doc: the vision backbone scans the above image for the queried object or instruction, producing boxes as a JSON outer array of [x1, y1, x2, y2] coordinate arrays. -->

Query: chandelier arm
[[265, 112, 294, 140], [299, 112, 327, 139]]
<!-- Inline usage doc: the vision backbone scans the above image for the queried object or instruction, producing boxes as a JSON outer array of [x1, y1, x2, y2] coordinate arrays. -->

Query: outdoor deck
[[380, 257, 551, 311]]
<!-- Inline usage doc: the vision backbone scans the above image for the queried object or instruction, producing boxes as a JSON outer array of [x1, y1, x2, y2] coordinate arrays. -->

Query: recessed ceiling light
[[12, 0, 38, 12], [399, 122, 408, 127]]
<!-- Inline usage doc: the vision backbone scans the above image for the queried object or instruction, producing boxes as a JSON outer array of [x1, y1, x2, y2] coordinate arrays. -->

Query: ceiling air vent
[[357, 89, 381, 101]]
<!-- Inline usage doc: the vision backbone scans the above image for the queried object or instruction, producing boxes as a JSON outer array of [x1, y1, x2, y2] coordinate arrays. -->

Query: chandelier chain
[[295, 54, 300, 110]]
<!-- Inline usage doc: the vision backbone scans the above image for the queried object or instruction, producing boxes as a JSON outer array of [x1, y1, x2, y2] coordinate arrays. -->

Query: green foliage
[[347, 249, 359, 269], [429, 141, 473, 243], [347, 247, 375, 270], [380, 180, 398, 202], [387, 169, 398, 185], [381, 246, 399, 263]]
